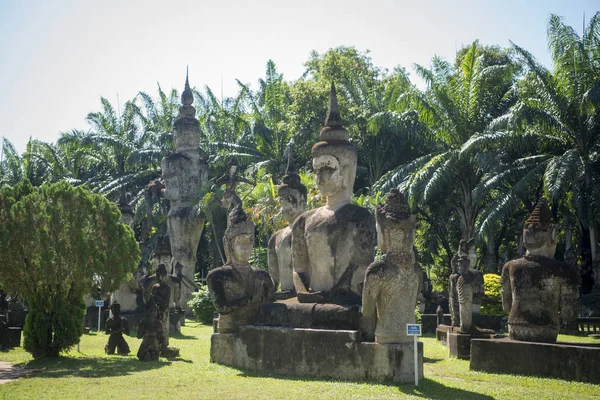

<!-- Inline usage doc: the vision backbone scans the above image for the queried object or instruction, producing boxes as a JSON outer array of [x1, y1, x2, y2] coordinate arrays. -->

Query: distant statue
[[455, 256, 484, 333], [207, 200, 274, 333], [501, 199, 581, 342], [104, 303, 130, 355], [292, 83, 376, 305], [137, 264, 180, 360], [449, 238, 477, 327], [436, 305, 444, 327], [361, 190, 421, 344], [268, 146, 307, 300]]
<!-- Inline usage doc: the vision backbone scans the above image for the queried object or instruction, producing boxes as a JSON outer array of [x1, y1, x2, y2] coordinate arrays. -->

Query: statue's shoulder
[[207, 264, 237, 281], [252, 268, 274, 283], [269, 227, 290, 248], [365, 260, 393, 278], [340, 203, 374, 223]]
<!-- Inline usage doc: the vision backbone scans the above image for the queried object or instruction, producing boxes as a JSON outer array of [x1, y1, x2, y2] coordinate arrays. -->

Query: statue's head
[[457, 255, 471, 275], [223, 204, 255, 265], [523, 198, 557, 257], [311, 83, 357, 200], [278, 147, 307, 223], [156, 264, 168, 282], [457, 238, 477, 267], [375, 189, 416, 254], [110, 302, 121, 316]]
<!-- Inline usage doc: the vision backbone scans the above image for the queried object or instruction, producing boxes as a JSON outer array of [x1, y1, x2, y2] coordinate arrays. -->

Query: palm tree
[[376, 41, 518, 271], [464, 13, 600, 267]]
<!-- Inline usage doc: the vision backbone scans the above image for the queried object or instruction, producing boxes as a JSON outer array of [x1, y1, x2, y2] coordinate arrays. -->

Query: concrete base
[[436, 324, 452, 344], [448, 332, 471, 359], [211, 325, 424, 383], [2, 327, 22, 348], [470, 338, 600, 383]]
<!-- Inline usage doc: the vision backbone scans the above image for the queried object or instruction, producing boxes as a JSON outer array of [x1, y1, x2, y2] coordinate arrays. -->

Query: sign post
[[407, 323, 422, 386], [95, 300, 104, 332]]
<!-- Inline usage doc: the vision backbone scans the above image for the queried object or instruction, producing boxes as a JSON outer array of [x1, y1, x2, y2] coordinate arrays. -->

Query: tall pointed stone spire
[[319, 81, 349, 142], [173, 68, 200, 152]]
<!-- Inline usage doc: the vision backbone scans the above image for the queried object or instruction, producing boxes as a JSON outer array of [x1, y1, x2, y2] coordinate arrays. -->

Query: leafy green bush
[[187, 285, 216, 324], [481, 273, 507, 315]]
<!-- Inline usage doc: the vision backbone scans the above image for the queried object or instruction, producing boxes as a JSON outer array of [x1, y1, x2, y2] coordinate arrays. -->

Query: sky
[[0, 0, 598, 154]]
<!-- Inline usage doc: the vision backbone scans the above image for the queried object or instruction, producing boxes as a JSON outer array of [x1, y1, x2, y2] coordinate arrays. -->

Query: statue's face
[[458, 258, 470, 274], [313, 155, 343, 196], [231, 233, 254, 264], [279, 189, 305, 222], [523, 224, 557, 257]]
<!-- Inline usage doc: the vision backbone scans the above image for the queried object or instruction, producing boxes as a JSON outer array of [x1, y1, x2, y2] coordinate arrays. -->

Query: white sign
[[407, 324, 421, 336], [95, 300, 104, 307]]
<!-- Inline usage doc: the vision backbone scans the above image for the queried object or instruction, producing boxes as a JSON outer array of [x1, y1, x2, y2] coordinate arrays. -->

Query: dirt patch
[[0, 361, 30, 384]]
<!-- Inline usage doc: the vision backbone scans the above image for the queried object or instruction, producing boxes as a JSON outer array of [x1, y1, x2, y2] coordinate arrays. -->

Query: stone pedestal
[[448, 332, 472, 359], [436, 324, 452, 344], [210, 325, 423, 383], [2, 327, 22, 348], [470, 338, 600, 383]]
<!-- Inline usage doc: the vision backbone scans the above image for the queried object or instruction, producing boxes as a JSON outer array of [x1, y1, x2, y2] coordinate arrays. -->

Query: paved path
[[0, 361, 30, 384]]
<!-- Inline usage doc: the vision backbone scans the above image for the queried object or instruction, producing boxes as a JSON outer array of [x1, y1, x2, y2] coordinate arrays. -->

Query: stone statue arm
[[360, 264, 380, 342], [121, 317, 130, 336], [267, 234, 280, 290], [207, 268, 250, 314], [500, 264, 512, 313], [348, 212, 377, 294], [559, 279, 580, 325], [291, 216, 310, 294]]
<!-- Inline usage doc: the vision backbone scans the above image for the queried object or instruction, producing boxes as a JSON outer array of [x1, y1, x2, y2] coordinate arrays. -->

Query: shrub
[[481, 273, 507, 315], [188, 285, 216, 324]]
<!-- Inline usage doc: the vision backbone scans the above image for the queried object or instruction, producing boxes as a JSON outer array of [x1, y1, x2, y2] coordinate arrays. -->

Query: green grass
[[0, 323, 598, 399]]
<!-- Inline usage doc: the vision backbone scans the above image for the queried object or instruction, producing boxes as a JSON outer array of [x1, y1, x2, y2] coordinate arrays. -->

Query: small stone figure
[[449, 238, 476, 327], [104, 303, 131, 355], [207, 201, 274, 333], [436, 305, 444, 327], [137, 264, 180, 360], [501, 199, 581, 343], [292, 83, 376, 305], [268, 146, 307, 300], [456, 256, 484, 333], [361, 190, 421, 344]]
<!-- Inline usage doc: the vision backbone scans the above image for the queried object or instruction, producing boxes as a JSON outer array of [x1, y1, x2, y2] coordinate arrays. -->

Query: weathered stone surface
[[161, 73, 209, 309], [255, 299, 360, 330], [362, 190, 421, 344], [470, 338, 600, 383], [292, 83, 376, 305], [211, 326, 423, 383], [207, 199, 273, 333], [268, 147, 306, 298], [104, 303, 130, 355], [501, 199, 580, 342], [448, 331, 472, 359]]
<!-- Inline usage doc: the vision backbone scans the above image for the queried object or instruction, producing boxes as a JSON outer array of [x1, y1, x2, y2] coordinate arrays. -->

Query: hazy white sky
[[1, 0, 597, 153]]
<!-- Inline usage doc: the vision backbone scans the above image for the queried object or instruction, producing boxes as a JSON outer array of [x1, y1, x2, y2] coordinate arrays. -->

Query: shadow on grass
[[236, 371, 493, 399], [423, 356, 441, 364], [24, 356, 171, 378], [398, 378, 494, 399], [170, 331, 197, 340]]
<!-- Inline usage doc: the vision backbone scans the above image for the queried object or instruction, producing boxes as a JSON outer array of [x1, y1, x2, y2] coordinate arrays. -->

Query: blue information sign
[[95, 300, 104, 307], [407, 324, 421, 336]]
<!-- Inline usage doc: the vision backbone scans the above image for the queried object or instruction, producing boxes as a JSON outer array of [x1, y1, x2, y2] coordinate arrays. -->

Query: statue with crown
[[209, 83, 423, 383]]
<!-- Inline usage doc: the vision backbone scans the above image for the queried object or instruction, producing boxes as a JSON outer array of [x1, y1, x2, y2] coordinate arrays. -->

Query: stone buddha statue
[[207, 203, 274, 332], [268, 147, 307, 300], [449, 238, 478, 327], [291, 83, 376, 305], [361, 190, 421, 344], [501, 199, 581, 342], [455, 255, 484, 333]]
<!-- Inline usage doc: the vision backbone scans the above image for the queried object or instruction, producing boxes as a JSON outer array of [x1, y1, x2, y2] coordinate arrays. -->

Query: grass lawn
[[0, 323, 599, 399]]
